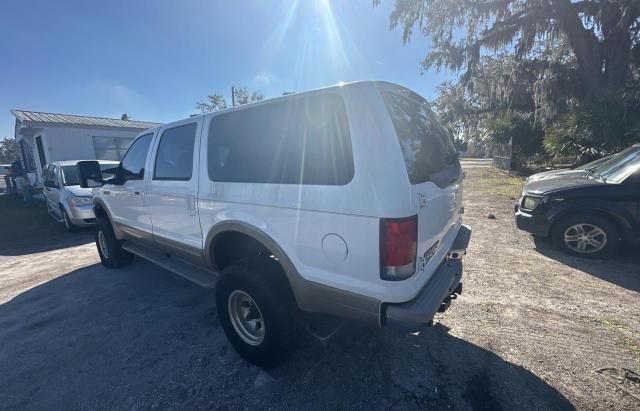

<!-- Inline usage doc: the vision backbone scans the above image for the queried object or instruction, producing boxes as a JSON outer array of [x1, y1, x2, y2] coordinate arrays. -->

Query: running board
[[122, 242, 218, 288]]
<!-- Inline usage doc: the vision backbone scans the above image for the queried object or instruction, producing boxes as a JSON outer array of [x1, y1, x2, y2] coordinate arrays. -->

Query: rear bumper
[[384, 225, 471, 332]]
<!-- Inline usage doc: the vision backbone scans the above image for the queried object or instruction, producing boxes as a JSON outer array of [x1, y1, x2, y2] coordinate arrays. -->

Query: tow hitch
[[438, 282, 463, 313]]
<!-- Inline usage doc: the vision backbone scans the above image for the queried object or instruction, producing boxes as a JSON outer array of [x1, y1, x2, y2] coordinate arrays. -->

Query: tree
[[0, 137, 19, 163], [196, 87, 264, 114], [121, 113, 130, 121], [377, 0, 640, 100], [196, 94, 228, 113], [232, 87, 264, 106]]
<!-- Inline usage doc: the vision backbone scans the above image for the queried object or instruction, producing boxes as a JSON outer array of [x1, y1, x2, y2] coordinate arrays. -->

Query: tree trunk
[[551, 0, 604, 98]]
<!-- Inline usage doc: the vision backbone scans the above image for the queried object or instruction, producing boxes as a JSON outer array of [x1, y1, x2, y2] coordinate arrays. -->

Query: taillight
[[380, 215, 418, 281]]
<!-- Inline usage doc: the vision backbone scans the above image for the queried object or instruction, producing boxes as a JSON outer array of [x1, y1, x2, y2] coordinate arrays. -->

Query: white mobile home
[[12, 110, 160, 187]]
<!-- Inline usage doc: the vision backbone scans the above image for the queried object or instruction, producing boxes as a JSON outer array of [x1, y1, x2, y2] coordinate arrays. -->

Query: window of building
[[92, 136, 134, 161]]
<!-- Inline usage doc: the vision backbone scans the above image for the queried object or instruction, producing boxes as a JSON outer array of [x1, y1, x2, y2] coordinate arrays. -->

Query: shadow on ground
[[0, 229, 94, 256], [533, 238, 640, 292], [0, 260, 573, 410], [0, 194, 94, 256]]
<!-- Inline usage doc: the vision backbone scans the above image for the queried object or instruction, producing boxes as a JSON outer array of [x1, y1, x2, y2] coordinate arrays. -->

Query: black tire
[[95, 217, 133, 268], [216, 257, 299, 368], [551, 213, 619, 258], [61, 206, 78, 232]]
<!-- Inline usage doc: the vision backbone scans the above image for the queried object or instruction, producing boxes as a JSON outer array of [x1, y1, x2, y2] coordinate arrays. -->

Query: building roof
[[11, 109, 161, 130]]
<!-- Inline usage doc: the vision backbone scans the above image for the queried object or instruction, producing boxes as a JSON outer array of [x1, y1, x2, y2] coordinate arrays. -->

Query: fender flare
[[204, 221, 307, 305], [203, 220, 382, 325], [93, 198, 125, 239], [546, 201, 633, 232]]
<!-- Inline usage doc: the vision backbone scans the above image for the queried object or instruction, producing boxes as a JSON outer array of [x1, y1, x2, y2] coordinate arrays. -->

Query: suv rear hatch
[[379, 84, 463, 279]]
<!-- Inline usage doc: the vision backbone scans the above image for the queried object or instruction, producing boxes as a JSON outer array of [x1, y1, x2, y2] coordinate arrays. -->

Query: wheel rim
[[563, 223, 607, 254], [98, 230, 109, 258], [227, 290, 265, 346]]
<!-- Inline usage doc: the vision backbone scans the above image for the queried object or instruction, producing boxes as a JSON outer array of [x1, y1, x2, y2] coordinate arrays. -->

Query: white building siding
[[42, 126, 141, 163]]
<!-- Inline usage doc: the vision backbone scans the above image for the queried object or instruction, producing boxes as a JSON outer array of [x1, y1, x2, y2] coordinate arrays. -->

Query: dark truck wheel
[[216, 257, 299, 368], [552, 213, 619, 258], [95, 218, 133, 268]]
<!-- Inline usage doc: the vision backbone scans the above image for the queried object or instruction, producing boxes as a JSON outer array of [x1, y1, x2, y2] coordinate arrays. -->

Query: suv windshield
[[379, 84, 460, 187], [61, 165, 80, 186], [61, 164, 116, 186], [597, 146, 640, 183]]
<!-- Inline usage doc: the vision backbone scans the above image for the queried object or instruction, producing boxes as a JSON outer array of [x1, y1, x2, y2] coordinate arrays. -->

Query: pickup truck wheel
[[216, 258, 298, 368], [551, 214, 619, 258], [95, 218, 133, 268]]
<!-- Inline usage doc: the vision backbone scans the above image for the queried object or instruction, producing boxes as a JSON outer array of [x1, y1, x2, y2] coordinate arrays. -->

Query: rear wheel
[[552, 214, 619, 258], [95, 218, 133, 268], [216, 257, 299, 368]]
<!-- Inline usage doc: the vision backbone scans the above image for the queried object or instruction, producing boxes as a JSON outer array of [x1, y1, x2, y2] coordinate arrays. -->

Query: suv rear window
[[207, 94, 353, 185], [379, 85, 460, 187]]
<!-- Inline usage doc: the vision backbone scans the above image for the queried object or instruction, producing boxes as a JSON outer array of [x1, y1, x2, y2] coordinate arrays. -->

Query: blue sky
[[0, 0, 454, 138]]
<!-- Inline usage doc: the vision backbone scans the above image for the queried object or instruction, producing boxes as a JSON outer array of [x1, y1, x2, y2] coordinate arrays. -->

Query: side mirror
[[77, 161, 105, 188], [43, 180, 58, 188]]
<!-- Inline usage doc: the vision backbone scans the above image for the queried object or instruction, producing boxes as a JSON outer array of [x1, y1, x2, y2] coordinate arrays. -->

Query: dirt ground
[[1, 168, 639, 410]]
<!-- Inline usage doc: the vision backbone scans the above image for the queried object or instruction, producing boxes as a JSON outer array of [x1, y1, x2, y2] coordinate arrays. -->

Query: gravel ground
[[1, 167, 639, 410]]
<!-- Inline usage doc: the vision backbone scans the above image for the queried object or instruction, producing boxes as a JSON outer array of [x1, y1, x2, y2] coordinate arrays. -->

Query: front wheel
[[551, 214, 619, 258], [61, 207, 78, 232], [216, 258, 299, 368], [95, 218, 133, 268]]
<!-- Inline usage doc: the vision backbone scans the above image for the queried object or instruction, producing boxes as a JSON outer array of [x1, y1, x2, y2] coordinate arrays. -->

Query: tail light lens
[[380, 215, 418, 281]]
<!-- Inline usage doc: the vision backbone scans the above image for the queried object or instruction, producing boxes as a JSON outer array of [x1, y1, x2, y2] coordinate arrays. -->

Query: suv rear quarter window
[[379, 84, 460, 187], [207, 93, 353, 186]]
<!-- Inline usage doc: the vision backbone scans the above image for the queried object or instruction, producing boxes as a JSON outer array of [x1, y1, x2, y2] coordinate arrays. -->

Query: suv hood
[[524, 173, 605, 195], [65, 185, 92, 197], [526, 168, 586, 183]]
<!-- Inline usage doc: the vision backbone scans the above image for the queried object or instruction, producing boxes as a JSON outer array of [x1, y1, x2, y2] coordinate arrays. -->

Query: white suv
[[78, 81, 471, 367]]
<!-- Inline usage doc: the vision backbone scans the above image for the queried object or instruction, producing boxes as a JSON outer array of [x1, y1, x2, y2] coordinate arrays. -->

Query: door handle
[[103, 190, 111, 195], [134, 191, 140, 195]]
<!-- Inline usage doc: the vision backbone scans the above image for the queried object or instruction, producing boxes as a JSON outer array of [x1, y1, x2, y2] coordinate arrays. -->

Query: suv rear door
[[379, 84, 463, 272], [146, 118, 203, 263]]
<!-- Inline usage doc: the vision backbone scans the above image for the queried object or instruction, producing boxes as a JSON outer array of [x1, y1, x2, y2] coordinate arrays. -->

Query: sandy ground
[[1, 168, 639, 410]]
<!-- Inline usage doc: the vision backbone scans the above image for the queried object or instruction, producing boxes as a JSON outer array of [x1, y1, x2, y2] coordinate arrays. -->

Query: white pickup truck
[[78, 81, 471, 367]]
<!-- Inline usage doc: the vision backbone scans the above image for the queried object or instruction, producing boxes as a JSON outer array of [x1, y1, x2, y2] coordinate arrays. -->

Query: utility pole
[[231, 86, 236, 107]]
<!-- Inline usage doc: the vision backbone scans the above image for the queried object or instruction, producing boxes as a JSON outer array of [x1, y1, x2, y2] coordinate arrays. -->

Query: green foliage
[[380, 0, 640, 161], [196, 94, 228, 113], [0, 137, 19, 163], [484, 112, 543, 169], [378, 0, 639, 97], [544, 86, 640, 163], [196, 87, 264, 114]]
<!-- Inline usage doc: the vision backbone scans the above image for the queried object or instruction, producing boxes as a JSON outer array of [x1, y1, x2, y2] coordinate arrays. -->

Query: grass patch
[[464, 167, 525, 199], [602, 317, 640, 369]]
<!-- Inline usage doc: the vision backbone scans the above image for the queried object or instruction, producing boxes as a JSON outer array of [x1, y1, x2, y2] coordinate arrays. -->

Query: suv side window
[[153, 123, 197, 180], [42, 164, 51, 181], [207, 94, 353, 185], [121, 133, 153, 181], [50, 165, 59, 184]]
